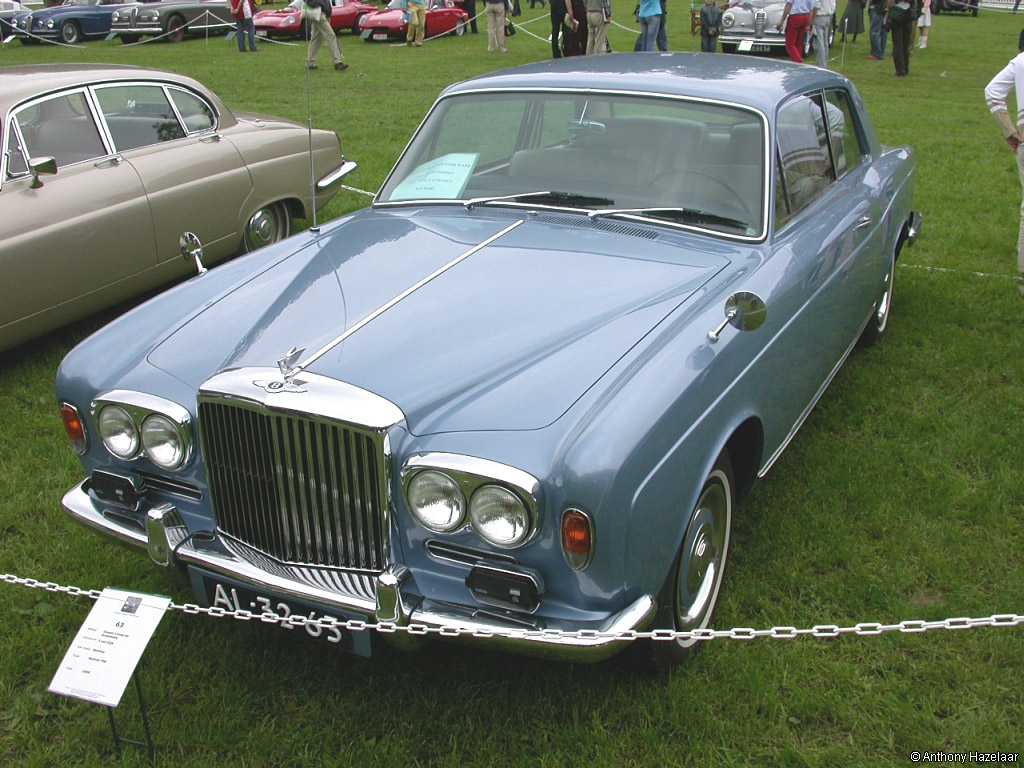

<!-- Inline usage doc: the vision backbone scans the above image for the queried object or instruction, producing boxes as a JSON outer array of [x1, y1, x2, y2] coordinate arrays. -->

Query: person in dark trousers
[[840, 0, 863, 42], [656, 0, 668, 50], [529, 0, 546, 6], [699, 0, 720, 51], [868, 0, 886, 59], [464, 0, 479, 32], [512, 0, 522, 15], [885, 0, 914, 76], [549, 0, 577, 57], [230, 0, 257, 52], [563, 0, 588, 52]]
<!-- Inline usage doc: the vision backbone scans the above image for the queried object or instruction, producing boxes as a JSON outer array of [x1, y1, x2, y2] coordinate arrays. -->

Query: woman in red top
[[231, 0, 257, 52]]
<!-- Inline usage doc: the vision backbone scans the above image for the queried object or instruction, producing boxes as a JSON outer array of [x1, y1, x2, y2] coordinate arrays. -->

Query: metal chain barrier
[[117, 10, 232, 48], [4, 572, 1022, 645]]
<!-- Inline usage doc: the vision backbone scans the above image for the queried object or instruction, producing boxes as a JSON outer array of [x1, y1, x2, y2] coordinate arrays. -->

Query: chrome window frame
[[772, 89, 837, 230], [0, 85, 115, 191], [373, 87, 773, 244], [0, 78, 220, 191]]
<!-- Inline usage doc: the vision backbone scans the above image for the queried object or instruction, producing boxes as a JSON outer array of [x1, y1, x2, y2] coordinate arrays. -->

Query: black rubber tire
[[351, 14, 365, 33], [859, 238, 900, 347], [721, 42, 737, 53], [243, 201, 292, 253], [60, 19, 80, 44], [120, 33, 140, 44], [633, 450, 735, 672], [166, 14, 186, 43]]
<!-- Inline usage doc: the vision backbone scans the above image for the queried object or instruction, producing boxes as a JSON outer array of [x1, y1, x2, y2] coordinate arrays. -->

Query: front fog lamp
[[407, 470, 465, 532], [469, 485, 531, 548], [142, 414, 185, 469], [98, 405, 138, 459]]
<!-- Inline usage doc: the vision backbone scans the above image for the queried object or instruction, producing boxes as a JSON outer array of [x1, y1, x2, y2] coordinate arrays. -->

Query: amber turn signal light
[[60, 402, 87, 455], [561, 508, 593, 570]]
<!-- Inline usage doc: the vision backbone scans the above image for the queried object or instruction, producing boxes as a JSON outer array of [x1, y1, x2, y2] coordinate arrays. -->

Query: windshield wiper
[[464, 190, 615, 210], [588, 207, 750, 232]]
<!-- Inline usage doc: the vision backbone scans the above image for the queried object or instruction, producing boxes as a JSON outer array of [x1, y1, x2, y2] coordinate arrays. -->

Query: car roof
[[0, 64, 220, 117], [443, 53, 849, 116]]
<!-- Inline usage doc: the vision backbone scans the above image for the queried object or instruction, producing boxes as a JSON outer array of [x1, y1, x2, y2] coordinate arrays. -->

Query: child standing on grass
[[984, 52, 1024, 297]]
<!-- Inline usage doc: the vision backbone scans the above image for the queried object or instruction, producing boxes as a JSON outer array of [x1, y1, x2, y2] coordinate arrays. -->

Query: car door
[[91, 81, 252, 264], [0, 87, 156, 346]]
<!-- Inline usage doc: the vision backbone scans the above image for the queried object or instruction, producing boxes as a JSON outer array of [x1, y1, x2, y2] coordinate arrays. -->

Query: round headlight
[[469, 485, 531, 548], [407, 470, 465, 532], [45, 18, 54, 27], [98, 405, 139, 459], [722, 11, 734, 27], [141, 414, 185, 469]]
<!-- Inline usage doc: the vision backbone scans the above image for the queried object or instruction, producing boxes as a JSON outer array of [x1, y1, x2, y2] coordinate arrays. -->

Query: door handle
[[854, 215, 873, 230], [199, 133, 222, 144], [94, 155, 123, 168]]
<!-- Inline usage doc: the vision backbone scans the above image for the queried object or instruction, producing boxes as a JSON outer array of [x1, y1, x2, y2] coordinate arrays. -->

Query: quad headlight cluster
[[93, 391, 192, 470], [404, 456, 538, 549]]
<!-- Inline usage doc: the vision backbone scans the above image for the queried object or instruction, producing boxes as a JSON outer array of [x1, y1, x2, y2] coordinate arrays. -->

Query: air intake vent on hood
[[529, 213, 659, 240]]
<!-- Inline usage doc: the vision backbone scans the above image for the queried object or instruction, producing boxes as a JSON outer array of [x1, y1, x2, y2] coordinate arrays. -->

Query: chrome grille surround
[[753, 9, 767, 37], [197, 367, 405, 574]]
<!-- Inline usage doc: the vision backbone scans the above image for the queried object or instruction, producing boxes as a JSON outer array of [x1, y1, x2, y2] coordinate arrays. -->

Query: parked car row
[[18, 55, 921, 668], [3, 0, 468, 44]]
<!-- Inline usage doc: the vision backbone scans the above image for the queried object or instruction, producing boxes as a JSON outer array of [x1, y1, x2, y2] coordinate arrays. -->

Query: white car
[[719, 0, 835, 57]]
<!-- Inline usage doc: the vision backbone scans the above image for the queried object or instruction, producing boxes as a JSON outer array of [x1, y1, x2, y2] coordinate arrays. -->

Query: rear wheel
[[638, 451, 734, 671], [453, 19, 466, 35], [166, 13, 186, 43], [244, 202, 292, 252], [60, 19, 80, 44], [859, 243, 897, 346]]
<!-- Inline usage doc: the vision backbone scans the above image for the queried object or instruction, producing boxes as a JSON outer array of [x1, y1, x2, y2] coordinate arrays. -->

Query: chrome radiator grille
[[199, 400, 389, 572]]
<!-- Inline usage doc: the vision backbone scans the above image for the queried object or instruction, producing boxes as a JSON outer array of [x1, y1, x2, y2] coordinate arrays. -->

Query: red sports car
[[359, 0, 468, 41], [254, 0, 377, 38]]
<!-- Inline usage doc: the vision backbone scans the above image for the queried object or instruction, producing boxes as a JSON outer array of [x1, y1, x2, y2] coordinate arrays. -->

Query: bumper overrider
[[61, 481, 655, 663]]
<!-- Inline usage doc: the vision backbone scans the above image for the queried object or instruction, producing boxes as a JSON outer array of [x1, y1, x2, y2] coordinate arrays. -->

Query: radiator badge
[[253, 378, 307, 394]]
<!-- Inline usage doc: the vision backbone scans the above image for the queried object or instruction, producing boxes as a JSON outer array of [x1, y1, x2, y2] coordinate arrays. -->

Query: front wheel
[[60, 19, 80, 44], [351, 13, 365, 33], [639, 451, 734, 671], [453, 19, 466, 35], [244, 201, 292, 252], [166, 13, 186, 43]]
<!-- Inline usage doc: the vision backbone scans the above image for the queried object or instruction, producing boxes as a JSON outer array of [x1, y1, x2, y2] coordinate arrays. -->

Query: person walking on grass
[[699, 0, 721, 51], [915, 0, 929, 48], [230, 0, 257, 52], [585, 0, 610, 54], [464, 0, 479, 33], [637, 0, 662, 51], [840, 0, 863, 42], [485, 0, 507, 51], [885, 0, 913, 77], [984, 51, 1024, 296], [868, 0, 886, 59], [549, 0, 577, 57], [405, 0, 426, 46], [776, 0, 815, 63], [304, 0, 348, 70], [813, 0, 834, 67]]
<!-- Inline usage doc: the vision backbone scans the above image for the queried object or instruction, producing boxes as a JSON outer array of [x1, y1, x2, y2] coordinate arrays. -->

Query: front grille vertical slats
[[199, 401, 388, 572]]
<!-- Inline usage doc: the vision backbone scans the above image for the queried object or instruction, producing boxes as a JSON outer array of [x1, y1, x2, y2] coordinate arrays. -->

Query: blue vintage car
[[12, 0, 134, 44], [55, 54, 921, 666]]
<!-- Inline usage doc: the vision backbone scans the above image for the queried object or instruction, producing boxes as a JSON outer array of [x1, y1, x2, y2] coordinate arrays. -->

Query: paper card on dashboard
[[390, 153, 479, 201]]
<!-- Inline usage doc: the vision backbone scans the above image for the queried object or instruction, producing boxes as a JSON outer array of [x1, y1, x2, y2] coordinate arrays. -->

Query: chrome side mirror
[[29, 156, 57, 189], [708, 291, 767, 343], [179, 231, 207, 277]]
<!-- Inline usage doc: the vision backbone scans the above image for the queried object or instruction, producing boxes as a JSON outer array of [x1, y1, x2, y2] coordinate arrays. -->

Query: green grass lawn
[[2, 9, 1024, 767]]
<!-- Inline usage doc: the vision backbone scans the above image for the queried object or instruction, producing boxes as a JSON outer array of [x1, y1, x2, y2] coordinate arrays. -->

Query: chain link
[[3, 572, 1023, 644]]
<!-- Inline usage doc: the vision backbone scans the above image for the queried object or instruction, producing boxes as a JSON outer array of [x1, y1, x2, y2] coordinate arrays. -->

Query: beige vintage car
[[0, 64, 354, 353]]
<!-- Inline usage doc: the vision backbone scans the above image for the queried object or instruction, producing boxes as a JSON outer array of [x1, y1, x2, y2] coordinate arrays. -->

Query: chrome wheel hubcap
[[876, 255, 895, 331], [246, 206, 286, 249], [675, 472, 731, 645]]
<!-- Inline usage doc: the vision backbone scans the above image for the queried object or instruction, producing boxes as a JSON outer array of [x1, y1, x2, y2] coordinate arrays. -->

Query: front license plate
[[256, 29, 268, 36], [372, 31, 387, 40], [206, 580, 347, 645]]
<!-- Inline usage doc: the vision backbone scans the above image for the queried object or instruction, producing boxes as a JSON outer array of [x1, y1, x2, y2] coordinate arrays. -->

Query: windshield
[[62, 0, 98, 6], [377, 91, 766, 238]]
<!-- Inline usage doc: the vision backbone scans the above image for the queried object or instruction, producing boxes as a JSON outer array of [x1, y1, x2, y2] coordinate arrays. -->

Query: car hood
[[362, 9, 403, 23], [254, 7, 299, 17], [148, 210, 729, 434]]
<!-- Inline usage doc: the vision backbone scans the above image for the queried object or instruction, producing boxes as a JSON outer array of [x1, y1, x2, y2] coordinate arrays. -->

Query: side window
[[824, 89, 866, 178], [15, 91, 107, 168], [776, 94, 836, 218], [95, 84, 186, 152], [169, 89, 216, 134], [4, 124, 29, 178]]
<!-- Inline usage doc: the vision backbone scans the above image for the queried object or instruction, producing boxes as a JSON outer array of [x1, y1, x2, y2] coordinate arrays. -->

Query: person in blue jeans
[[868, 0, 886, 59], [656, 0, 668, 50], [637, 0, 662, 50]]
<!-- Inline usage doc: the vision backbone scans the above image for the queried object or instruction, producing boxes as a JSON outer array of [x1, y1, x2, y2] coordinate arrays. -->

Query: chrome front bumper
[[61, 481, 655, 662], [719, 34, 785, 47], [113, 26, 163, 34]]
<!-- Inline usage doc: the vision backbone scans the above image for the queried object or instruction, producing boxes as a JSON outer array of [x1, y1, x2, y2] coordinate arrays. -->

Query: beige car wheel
[[244, 202, 291, 252]]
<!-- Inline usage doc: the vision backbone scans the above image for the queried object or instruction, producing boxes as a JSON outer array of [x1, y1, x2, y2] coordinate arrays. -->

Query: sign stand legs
[[105, 671, 155, 766]]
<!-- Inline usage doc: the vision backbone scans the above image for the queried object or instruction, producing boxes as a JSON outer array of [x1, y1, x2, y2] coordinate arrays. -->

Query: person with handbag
[[484, 0, 507, 51], [230, 0, 257, 52], [548, 0, 577, 57], [585, 0, 610, 53], [885, 0, 914, 76], [564, 0, 588, 53], [303, 0, 348, 70], [699, 0, 721, 52]]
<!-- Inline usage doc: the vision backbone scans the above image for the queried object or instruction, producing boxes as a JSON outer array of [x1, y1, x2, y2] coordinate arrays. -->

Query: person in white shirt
[[812, 0, 834, 68], [984, 52, 1024, 295]]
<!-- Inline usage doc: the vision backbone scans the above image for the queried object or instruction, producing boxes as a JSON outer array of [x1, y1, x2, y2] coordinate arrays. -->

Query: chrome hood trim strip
[[291, 219, 525, 377]]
